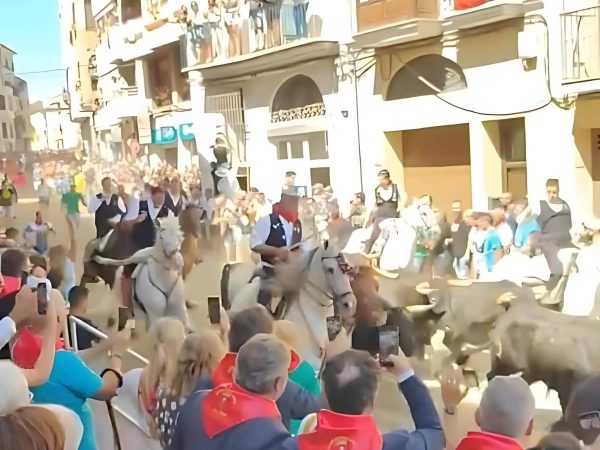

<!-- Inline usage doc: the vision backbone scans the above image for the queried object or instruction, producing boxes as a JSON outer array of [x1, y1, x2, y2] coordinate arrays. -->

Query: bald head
[[322, 350, 380, 415], [234, 334, 290, 397], [479, 376, 535, 438]]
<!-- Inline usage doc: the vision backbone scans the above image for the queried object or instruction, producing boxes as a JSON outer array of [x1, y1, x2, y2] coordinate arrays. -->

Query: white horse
[[225, 242, 357, 368], [94, 216, 188, 330]]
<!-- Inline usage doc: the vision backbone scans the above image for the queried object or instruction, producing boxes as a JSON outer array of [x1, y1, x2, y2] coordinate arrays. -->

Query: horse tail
[[221, 264, 231, 310]]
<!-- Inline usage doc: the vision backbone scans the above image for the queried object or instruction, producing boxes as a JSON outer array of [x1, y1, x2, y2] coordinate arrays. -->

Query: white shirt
[[256, 201, 272, 219], [250, 214, 294, 266], [123, 196, 164, 221], [376, 184, 394, 202], [496, 222, 514, 248], [530, 198, 564, 217], [88, 192, 126, 214], [0, 316, 16, 348]]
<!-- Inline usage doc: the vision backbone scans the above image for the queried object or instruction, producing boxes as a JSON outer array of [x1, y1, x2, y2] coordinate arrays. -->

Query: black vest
[[132, 200, 170, 249], [375, 184, 399, 208], [262, 214, 302, 265], [95, 193, 122, 238], [165, 191, 186, 217]]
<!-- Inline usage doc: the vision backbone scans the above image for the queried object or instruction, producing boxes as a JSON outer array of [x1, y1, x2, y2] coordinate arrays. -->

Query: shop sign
[[151, 123, 195, 144]]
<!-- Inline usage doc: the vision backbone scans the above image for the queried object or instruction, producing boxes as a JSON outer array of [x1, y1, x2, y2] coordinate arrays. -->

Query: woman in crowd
[[138, 317, 186, 437], [154, 330, 226, 448], [47, 215, 77, 300], [15, 293, 130, 450], [0, 406, 66, 450]]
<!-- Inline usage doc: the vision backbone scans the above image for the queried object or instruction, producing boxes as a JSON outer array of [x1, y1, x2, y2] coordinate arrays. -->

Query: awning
[[267, 117, 328, 139]]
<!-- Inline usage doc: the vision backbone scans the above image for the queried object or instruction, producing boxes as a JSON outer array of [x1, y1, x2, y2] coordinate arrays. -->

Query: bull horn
[[460, 341, 492, 354], [496, 292, 517, 307], [415, 281, 435, 295], [404, 304, 436, 313], [370, 261, 400, 279]]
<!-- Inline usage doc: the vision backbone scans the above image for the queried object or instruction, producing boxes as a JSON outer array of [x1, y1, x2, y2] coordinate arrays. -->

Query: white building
[[0, 44, 32, 155], [348, 0, 600, 220], [30, 94, 81, 151]]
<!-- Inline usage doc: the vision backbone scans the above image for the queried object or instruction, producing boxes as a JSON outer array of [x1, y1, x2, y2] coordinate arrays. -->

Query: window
[[0, 96, 5, 110], [499, 118, 526, 162], [1, 123, 7, 139]]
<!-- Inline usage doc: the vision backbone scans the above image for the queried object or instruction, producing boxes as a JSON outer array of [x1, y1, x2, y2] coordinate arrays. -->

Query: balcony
[[562, 5, 600, 85], [1, 66, 15, 87], [182, 1, 344, 79], [353, 0, 442, 48], [441, 0, 542, 30]]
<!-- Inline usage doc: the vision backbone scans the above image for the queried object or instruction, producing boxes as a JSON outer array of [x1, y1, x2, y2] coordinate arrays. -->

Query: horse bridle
[[303, 253, 354, 309]]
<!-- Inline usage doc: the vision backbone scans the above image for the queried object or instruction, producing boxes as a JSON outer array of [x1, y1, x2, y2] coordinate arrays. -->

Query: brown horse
[[350, 266, 417, 357], [179, 206, 203, 280]]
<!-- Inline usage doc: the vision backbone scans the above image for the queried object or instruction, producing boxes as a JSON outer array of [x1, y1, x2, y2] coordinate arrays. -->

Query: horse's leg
[[166, 281, 188, 330]]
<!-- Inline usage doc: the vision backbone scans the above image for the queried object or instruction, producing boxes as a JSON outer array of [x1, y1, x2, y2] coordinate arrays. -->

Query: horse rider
[[363, 169, 400, 255], [84, 177, 126, 261], [250, 191, 302, 310], [165, 176, 187, 217], [120, 185, 169, 313]]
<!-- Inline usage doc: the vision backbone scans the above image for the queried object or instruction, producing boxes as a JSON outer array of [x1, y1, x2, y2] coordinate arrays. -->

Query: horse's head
[[157, 215, 183, 257], [319, 242, 357, 327], [179, 206, 202, 236]]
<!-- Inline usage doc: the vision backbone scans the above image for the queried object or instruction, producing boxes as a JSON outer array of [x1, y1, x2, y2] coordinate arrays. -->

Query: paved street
[[5, 187, 563, 446]]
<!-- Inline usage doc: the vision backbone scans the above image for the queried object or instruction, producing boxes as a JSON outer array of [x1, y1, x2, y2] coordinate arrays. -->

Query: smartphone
[[378, 326, 400, 367], [36, 282, 48, 315], [208, 296, 221, 325], [117, 307, 135, 331], [326, 316, 342, 341]]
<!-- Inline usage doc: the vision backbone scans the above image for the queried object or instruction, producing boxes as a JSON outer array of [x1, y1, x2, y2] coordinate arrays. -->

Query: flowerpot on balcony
[[454, 0, 487, 10], [145, 18, 168, 31]]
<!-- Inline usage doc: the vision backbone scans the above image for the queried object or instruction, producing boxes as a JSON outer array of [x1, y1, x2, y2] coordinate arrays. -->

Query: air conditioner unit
[[518, 30, 539, 60]]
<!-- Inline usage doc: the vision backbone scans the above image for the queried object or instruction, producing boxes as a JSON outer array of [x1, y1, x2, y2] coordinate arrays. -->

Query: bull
[[403, 279, 537, 367], [488, 302, 600, 411]]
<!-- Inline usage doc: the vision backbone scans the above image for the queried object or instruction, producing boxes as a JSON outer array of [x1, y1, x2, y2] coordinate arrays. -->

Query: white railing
[[68, 315, 152, 441], [68, 315, 148, 364], [561, 5, 600, 82]]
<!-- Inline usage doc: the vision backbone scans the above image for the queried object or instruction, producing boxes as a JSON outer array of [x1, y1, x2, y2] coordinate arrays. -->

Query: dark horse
[[350, 266, 416, 357], [80, 224, 137, 288]]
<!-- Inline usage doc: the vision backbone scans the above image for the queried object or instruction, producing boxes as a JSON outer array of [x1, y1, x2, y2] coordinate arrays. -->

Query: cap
[[378, 169, 390, 177], [583, 217, 600, 232], [565, 374, 600, 443]]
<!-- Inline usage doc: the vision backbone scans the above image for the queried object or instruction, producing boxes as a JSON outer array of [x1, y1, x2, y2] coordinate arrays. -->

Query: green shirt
[[62, 191, 82, 215], [289, 360, 320, 435]]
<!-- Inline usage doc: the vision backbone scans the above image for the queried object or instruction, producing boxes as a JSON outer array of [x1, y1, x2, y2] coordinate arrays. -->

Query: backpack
[[1, 186, 11, 200]]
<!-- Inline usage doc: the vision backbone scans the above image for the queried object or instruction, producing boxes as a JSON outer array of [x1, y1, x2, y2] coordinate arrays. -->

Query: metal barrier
[[68, 315, 148, 364], [67, 316, 153, 439]]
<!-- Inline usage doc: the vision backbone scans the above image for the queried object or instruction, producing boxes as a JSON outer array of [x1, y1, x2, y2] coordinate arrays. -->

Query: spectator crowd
[[0, 239, 599, 450]]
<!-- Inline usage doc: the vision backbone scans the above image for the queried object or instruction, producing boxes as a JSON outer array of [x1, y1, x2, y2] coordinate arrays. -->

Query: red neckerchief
[[297, 410, 383, 450], [202, 383, 281, 439], [12, 327, 65, 369], [212, 351, 301, 386], [272, 202, 298, 224], [0, 275, 21, 296]]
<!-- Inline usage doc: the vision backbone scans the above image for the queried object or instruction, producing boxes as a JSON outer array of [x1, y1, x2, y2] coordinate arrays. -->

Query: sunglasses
[[579, 411, 600, 430]]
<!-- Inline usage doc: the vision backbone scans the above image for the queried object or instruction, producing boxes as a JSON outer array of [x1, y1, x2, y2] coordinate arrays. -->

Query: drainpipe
[[352, 59, 364, 193]]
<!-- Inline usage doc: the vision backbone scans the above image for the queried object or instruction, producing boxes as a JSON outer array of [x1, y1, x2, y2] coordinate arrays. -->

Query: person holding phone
[[250, 191, 302, 309], [291, 349, 444, 450]]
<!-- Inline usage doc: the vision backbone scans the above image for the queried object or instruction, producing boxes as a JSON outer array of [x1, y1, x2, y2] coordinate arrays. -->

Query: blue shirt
[[482, 229, 502, 272], [31, 350, 103, 450], [514, 219, 540, 248]]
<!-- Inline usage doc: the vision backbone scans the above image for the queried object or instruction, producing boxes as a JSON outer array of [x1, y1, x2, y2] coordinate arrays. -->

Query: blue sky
[[0, 0, 63, 102]]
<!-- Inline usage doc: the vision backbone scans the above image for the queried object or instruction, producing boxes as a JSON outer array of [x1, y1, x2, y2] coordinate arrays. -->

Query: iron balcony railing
[[562, 5, 600, 82]]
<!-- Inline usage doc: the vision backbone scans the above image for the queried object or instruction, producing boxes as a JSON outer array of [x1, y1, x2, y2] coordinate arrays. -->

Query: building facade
[[61, 0, 600, 219], [349, 0, 599, 220], [0, 44, 33, 155], [30, 95, 82, 151]]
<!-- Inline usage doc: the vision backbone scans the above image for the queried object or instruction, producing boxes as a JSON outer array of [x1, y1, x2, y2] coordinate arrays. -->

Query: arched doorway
[[386, 54, 467, 101], [385, 55, 471, 213], [270, 75, 329, 194]]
